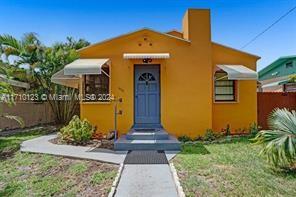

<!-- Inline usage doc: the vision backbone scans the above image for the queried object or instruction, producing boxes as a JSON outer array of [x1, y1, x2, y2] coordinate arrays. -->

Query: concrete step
[[126, 130, 169, 140], [114, 135, 181, 151]]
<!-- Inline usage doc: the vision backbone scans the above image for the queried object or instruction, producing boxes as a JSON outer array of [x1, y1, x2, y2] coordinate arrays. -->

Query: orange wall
[[78, 9, 259, 138], [212, 43, 259, 133]]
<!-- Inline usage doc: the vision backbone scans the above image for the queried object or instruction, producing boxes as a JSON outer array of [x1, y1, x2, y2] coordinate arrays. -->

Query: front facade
[[259, 55, 296, 92], [53, 9, 259, 138]]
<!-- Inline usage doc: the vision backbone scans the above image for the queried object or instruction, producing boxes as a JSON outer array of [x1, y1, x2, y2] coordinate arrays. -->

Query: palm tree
[[0, 33, 45, 88], [0, 33, 89, 124], [254, 108, 296, 168]]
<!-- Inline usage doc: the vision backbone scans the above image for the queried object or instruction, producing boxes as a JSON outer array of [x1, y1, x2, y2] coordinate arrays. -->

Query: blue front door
[[134, 65, 160, 126]]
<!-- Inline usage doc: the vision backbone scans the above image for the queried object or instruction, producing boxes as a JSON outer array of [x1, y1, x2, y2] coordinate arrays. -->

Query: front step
[[114, 136, 181, 151], [115, 128, 181, 151], [126, 129, 169, 140]]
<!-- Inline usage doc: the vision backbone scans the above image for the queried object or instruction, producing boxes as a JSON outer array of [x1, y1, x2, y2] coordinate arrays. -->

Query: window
[[214, 72, 236, 102], [84, 66, 109, 102], [138, 73, 156, 81], [286, 61, 293, 68]]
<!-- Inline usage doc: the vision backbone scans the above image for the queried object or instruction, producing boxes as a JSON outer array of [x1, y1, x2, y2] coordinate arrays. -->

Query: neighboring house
[[259, 55, 296, 92], [52, 9, 259, 150]]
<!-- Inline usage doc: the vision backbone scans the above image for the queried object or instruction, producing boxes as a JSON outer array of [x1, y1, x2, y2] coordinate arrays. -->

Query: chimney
[[182, 9, 211, 44]]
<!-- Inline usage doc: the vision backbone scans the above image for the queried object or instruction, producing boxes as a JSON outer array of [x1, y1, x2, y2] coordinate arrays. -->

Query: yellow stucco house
[[52, 9, 259, 150]]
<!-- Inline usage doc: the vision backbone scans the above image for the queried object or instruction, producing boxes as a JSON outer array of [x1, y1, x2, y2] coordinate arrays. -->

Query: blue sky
[[0, 0, 295, 70]]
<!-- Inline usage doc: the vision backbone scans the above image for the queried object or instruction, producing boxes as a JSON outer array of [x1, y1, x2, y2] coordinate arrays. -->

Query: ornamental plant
[[253, 108, 296, 168], [58, 115, 95, 145]]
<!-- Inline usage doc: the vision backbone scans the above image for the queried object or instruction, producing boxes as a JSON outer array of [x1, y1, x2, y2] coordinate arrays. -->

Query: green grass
[[68, 163, 88, 175], [91, 171, 117, 185], [173, 137, 296, 197], [0, 130, 46, 157], [0, 129, 118, 196]]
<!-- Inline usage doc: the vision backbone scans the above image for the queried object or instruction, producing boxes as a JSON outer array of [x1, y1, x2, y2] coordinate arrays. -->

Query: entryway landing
[[114, 128, 181, 151]]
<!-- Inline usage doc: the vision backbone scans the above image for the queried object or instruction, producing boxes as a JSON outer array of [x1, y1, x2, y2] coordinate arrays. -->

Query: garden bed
[[49, 137, 114, 150]]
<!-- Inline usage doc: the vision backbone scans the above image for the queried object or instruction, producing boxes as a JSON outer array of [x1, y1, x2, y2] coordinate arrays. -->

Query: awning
[[64, 59, 110, 75], [217, 65, 258, 80], [51, 69, 80, 89], [261, 79, 289, 88], [123, 53, 170, 59]]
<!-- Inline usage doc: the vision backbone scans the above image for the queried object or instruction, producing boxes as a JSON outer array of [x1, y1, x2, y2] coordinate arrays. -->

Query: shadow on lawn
[[179, 135, 254, 155], [180, 143, 210, 155], [0, 129, 51, 160]]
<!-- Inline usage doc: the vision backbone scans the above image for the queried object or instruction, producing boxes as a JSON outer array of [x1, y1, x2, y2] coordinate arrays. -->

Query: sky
[[0, 0, 295, 71]]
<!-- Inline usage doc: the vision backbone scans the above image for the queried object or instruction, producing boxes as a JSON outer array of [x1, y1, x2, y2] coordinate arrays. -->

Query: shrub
[[203, 129, 225, 142], [204, 129, 219, 141], [249, 122, 261, 136], [58, 115, 95, 145], [253, 108, 296, 168], [194, 135, 203, 141], [178, 135, 192, 142], [224, 124, 231, 136]]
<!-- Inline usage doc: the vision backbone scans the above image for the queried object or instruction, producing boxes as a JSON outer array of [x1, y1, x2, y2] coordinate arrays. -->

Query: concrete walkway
[[21, 135, 180, 196], [115, 164, 178, 197], [21, 134, 126, 164], [21, 135, 178, 164]]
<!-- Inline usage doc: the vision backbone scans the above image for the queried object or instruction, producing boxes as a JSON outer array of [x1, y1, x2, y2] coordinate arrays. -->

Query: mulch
[[49, 137, 114, 150]]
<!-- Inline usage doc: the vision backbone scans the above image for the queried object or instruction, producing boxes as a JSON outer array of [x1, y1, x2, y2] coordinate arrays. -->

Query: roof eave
[[259, 55, 296, 76], [78, 28, 191, 53], [212, 42, 261, 60]]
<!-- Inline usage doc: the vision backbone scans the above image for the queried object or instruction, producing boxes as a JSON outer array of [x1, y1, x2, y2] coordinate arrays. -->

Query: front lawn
[[0, 130, 118, 196], [173, 137, 296, 197]]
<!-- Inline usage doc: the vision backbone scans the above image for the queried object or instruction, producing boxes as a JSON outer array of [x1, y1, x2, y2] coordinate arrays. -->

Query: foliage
[[178, 135, 193, 142], [225, 124, 230, 136], [0, 68, 24, 128], [288, 74, 296, 83], [0, 34, 90, 124], [253, 108, 296, 168], [58, 115, 95, 144], [194, 135, 203, 141], [203, 129, 223, 141], [221, 124, 231, 136], [249, 122, 260, 136]]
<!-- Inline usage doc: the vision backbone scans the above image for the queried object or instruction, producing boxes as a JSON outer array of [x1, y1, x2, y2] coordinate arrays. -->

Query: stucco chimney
[[182, 9, 211, 44]]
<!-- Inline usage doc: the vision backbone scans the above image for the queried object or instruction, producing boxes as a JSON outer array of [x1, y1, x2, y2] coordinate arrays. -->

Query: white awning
[[261, 79, 289, 88], [217, 65, 258, 80], [123, 53, 170, 59], [64, 59, 110, 75], [51, 69, 80, 89]]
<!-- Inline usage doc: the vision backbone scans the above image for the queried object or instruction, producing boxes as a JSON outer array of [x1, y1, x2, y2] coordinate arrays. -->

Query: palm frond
[[1, 114, 24, 128], [0, 34, 22, 52], [268, 108, 296, 134], [253, 108, 296, 167]]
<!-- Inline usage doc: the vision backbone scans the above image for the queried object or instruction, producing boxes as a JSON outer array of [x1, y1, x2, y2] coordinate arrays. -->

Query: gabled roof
[[212, 42, 260, 59], [78, 28, 191, 53], [77, 27, 260, 61], [259, 55, 296, 76]]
